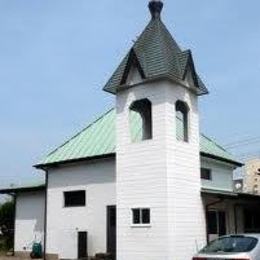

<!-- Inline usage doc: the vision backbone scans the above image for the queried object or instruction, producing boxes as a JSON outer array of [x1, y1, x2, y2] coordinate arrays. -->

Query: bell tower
[[104, 1, 208, 259]]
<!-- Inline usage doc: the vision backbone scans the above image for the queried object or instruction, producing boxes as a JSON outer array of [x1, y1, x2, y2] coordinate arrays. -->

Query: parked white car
[[193, 234, 260, 260]]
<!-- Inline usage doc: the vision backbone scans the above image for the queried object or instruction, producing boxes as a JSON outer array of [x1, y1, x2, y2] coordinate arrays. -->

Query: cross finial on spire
[[148, 0, 163, 19]]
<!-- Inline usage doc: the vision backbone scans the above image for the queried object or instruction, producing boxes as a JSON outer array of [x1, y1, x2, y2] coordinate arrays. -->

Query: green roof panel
[[0, 180, 45, 194], [37, 109, 242, 167]]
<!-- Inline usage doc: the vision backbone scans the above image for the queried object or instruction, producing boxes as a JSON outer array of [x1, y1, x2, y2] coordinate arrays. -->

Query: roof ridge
[[156, 19, 173, 75], [40, 108, 115, 162], [159, 19, 181, 52]]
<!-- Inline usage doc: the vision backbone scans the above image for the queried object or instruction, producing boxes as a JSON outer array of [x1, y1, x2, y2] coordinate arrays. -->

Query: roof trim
[[201, 188, 260, 201], [183, 50, 199, 88], [200, 152, 244, 167], [201, 188, 238, 198], [35, 151, 241, 170], [110, 75, 205, 96], [34, 153, 116, 170], [0, 185, 45, 194]]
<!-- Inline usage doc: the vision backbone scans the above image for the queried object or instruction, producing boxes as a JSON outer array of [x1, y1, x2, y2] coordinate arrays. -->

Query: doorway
[[78, 231, 88, 259], [107, 205, 116, 257], [207, 210, 226, 242]]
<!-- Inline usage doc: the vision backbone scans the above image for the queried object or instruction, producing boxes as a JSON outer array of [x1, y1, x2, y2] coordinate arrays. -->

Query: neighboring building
[[0, 183, 45, 258], [1, 1, 260, 260], [243, 158, 260, 194]]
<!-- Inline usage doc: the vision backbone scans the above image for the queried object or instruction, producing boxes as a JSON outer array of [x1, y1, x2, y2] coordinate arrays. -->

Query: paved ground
[[0, 257, 27, 260], [0, 257, 19, 260], [0, 257, 43, 260], [0, 255, 42, 260], [0, 255, 40, 260]]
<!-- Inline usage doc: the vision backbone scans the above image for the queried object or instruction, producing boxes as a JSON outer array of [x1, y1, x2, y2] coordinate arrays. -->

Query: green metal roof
[[0, 180, 45, 194], [103, 1, 208, 95], [36, 108, 242, 168]]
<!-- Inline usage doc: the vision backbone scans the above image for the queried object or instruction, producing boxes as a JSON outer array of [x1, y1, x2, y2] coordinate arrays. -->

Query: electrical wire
[[224, 136, 260, 149]]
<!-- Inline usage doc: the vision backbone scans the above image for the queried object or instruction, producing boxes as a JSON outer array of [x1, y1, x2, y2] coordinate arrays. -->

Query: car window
[[200, 236, 258, 253]]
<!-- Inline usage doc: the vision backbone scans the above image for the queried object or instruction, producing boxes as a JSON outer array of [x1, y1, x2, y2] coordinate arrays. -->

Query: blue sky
[[0, 0, 259, 187]]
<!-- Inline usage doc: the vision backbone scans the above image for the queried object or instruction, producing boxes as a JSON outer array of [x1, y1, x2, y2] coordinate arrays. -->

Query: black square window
[[132, 209, 141, 224], [201, 168, 212, 180], [132, 208, 150, 225], [142, 209, 150, 224], [64, 190, 86, 207]]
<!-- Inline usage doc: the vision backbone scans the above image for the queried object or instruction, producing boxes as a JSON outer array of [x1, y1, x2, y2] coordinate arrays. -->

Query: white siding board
[[116, 81, 206, 260]]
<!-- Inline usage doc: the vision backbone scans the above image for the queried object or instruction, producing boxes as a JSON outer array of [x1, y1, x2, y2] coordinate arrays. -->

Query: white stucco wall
[[44, 155, 234, 259], [13, 157, 235, 258], [201, 158, 235, 191], [15, 191, 45, 253], [46, 159, 116, 259]]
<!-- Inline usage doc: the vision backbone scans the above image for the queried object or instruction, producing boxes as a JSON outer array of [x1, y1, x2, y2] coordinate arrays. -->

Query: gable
[[125, 65, 143, 86], [121, 48, 145, 86], [35, 109, 242, 168]]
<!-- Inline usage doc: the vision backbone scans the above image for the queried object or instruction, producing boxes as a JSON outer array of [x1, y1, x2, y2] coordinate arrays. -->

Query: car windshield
[[200, 236, 258, 253]]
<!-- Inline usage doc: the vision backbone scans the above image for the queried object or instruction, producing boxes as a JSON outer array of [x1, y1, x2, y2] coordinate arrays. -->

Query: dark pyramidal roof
[[103, 1, 208, 95]]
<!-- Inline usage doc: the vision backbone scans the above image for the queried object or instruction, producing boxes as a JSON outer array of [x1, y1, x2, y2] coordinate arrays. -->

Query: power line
[[235, 151, 260, 161], [224, 136, 260, 149], [227, 140, 260, 149]]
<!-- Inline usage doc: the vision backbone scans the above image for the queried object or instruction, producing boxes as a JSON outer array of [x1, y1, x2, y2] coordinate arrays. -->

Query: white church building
[[1, 1, 260, 260]]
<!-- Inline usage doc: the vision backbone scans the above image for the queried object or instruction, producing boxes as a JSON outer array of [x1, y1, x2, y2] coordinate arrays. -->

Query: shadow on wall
[[16, 191, 45, 233], [47, 159, 116, 189]]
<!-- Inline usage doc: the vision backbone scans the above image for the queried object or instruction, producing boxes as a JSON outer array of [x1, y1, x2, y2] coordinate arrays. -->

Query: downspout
[[205, 198, 224, 243], [43, 169, 49, 260]]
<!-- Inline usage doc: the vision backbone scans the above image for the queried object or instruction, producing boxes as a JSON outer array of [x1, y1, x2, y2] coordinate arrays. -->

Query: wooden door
[[78, 231, 87, 259], [107, 206, 116, 258]]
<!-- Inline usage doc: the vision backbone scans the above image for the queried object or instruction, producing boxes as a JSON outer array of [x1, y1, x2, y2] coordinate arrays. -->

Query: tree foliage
[[0, 199, 15, 251]]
